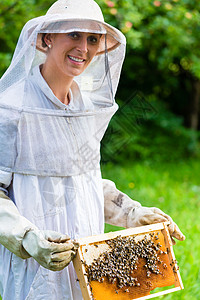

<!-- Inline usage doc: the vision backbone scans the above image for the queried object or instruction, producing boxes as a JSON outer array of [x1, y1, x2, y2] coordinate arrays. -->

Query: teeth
[[69, 55, 84, 62]]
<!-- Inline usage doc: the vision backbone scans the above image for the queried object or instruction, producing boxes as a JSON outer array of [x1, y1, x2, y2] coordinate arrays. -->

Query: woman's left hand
[[127, 206, 185, 245]]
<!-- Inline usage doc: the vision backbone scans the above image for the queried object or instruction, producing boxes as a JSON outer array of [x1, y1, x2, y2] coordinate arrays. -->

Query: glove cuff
[[127, 206, 142, 228], [0, 191, 38, 259], [19, 228, 35, 259]]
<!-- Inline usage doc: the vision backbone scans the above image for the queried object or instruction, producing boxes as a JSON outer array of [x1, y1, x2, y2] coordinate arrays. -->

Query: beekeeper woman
[[0, 0, 185, 299]]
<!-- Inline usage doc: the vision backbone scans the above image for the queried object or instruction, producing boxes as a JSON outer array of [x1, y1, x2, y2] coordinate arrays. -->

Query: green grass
[[102, 158, 200, 300]]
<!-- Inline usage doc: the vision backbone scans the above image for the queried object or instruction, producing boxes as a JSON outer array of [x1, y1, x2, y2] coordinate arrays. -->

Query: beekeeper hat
[[36, 0, 124, 55], [0, 0, 126, 104]]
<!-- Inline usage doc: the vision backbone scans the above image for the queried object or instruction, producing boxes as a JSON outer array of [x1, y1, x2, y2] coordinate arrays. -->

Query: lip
[[67, 55, 86, 65]]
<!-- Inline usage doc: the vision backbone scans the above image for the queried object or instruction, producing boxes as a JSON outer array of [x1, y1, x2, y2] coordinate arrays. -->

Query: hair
[[41, 33, 48, 48]]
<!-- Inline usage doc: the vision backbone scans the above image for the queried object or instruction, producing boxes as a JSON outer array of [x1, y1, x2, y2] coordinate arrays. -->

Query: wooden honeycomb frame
[[73, 222, 184, 300]]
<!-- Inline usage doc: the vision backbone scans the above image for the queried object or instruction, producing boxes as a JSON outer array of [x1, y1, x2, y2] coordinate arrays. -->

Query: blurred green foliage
[[0, 0, 54, 74], [96, 0, 200, 129], [101, 96, 200, 163], [96, 0, 200, 78]]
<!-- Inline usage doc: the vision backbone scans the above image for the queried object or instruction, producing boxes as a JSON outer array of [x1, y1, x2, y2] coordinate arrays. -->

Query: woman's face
[[43, 32, 102, 78]]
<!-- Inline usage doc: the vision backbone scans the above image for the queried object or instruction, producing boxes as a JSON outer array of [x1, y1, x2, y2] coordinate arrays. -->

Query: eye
[[68, 32, 80, 39], [87, 35, 99, 44]]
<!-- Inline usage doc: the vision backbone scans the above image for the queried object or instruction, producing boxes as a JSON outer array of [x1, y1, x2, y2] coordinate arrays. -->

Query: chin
[[63, 67, 84, 77], [69, 70, 84, 77]]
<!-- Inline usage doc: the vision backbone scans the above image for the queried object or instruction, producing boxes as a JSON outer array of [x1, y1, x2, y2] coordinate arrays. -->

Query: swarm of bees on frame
[[81, 232, 179, 295]]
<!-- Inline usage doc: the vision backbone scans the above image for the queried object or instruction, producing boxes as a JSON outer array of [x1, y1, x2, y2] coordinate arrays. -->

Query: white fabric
[[0, 66, 94, 110], [0, 66, 118, 177], [0, 170, 12, 187], [0, 67, 111, 299]]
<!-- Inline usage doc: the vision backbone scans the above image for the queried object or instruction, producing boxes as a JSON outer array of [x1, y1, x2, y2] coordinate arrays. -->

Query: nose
[[77, 36, 88, 53]]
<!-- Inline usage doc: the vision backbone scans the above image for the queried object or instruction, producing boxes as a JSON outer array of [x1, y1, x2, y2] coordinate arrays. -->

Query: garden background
[[0, 0, 200, 299]]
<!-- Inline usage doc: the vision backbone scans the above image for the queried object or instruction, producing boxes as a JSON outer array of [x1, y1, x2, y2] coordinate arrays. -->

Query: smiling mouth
[[68, 55, 85, 63]]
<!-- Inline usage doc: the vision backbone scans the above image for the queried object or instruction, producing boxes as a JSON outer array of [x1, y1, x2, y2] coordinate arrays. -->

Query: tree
[[0, 0, 54, 75], [96, 0, 200, 130]]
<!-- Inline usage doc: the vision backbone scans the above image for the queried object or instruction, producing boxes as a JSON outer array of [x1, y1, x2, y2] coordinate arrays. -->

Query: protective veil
[[0, 0, 126, 299]]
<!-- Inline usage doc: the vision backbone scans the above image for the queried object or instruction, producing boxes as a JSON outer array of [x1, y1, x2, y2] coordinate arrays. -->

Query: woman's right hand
[[22, 229, 79, 271]]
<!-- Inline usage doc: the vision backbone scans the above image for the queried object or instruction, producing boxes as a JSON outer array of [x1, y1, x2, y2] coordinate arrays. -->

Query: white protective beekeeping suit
[[0, 0, 126, 299]]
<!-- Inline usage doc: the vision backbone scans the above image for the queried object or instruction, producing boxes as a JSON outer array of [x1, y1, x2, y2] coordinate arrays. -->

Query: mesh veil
[[0, 0, 126, 176]]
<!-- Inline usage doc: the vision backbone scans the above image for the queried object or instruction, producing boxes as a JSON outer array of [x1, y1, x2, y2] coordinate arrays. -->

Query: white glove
[[103, 179, 185, 244], [127, 206, 185, 245], [22, 230, 79, 271], [0, 190, 79, 269]]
